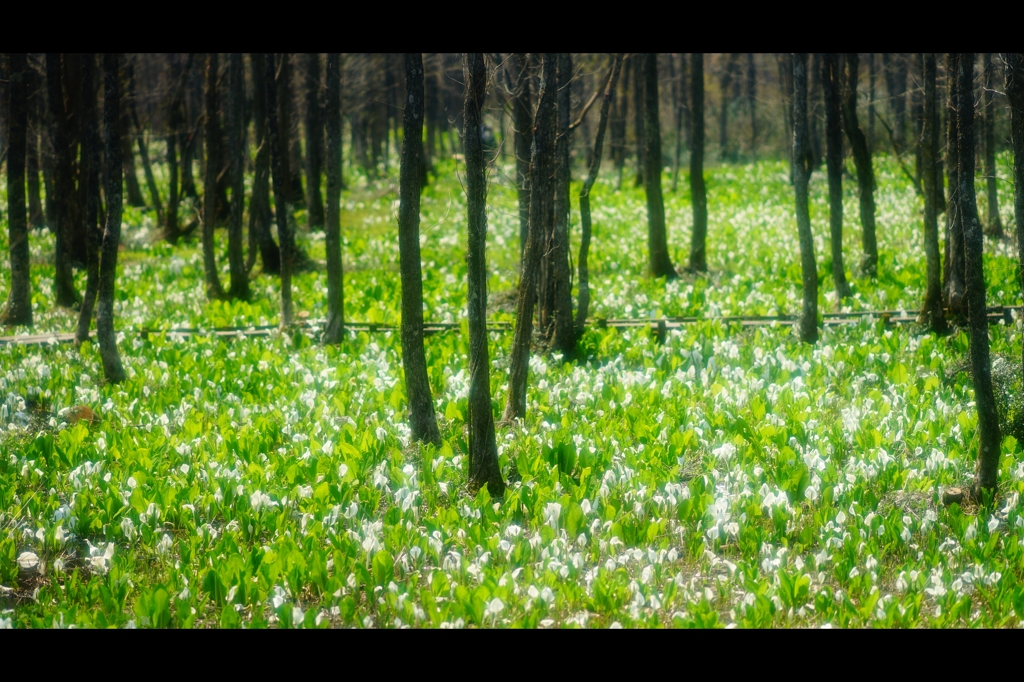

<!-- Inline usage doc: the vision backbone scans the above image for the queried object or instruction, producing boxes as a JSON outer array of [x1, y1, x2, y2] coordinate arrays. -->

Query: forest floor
[[2, 154, 1024, 628]]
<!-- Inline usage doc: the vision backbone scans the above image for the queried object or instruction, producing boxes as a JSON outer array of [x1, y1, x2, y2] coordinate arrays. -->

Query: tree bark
[[97, 54, 126, 384], [503, 54, 556, 426], [919, 54, 947, 334], [632, 54, 645, 187], [2, 53, 31, 326], [953, 53, 1002, 499], [397, 53, 441, 446], [227, 53, 249, 300], [277, 53, 305, 206], [323, 53, 345, 345], [25, 63, 44, 229], [982, 53, 1003, 237], [945, 53, 966, 316], [792, 54, 818, 345], [577, 55, 623, 339], [689, 53, 708, 272], [822, 54, 852, 300], [45, 53, 80, 308], [1004, 53, 1024, 378], [611, 59, 628, 189], [719, 53, 739, 161], [551, 53, 576, 355], [127, 60, 163, 224], [746, 53, 757, 160], [248, 53, 280, 275], [840, 53, 878, 278], [777, 53, 795, 178], [671, 53, 688, 192], [266, 54, 294, 327], [644, 53, 676, 281], [463, 53, 504, 497], [304, 53, 325, 229], [163, 54, 194, 243], [511, 53, 533, 266], [202, 53, 227, 300], [75, 54, 102, 344], [118, 58, 145, 209]]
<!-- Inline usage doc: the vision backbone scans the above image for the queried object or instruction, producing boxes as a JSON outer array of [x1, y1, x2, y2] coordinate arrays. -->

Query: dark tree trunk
[[40, 80, 56, 231], [128, 60, 163, 224], [644, 53, 676, 280], [424, 57, 438, 176], [822, 54, 852, 300], [163, 54, 194, 243], [504, 54, 556, 426], [632, 54, 645, 187], [2, 53, 31, 326], [1004, 53, 1024, 377], [792, 54, 818, 345], [944, 53, 966, 316], [277, 53, 305, 206], [840, 53, 878, 278], [670, 53, 688, 192], [577, 55, 623, 337], [248, 53, 280, 275], [911, 54, 925, 190], [746, 53, 757, 160], [323, 53, 345, 345], [867, 53, 876, 153], [97, 54, 126, 384], [952, 53, 1002, 499], [45, 53, 80, 308], [202, 53, 226, 300], [551, 53, 576, 356], [511, 53, 533, 266], [777, 53, 795, 177], [25, 63, 44, 229], [180, 65, 199, 200], [919, 54, 947, 334], [611, 59, 628, 189], [883, 53, 908, 153], [808, 53, 823, 172], [689, 53, 708, 272], [397, 53, 441, 446], [982, 53, 1003, 237], [75, 55, 103, 344], [266, 54, 295, 327], [463, 53, 504, 497], [718, 53, 739, 161], [304, 53, 325, 229], [227, 53, 249, 300], [63, 53, 87, 266], [118, 58, 146, 209]]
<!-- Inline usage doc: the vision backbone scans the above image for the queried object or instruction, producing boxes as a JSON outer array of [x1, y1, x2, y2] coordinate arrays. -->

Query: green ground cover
[[1, 154, 1023, 628]]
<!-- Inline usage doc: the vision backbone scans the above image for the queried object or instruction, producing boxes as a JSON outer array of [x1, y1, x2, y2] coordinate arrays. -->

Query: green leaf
[[372, 550, 393, 587]]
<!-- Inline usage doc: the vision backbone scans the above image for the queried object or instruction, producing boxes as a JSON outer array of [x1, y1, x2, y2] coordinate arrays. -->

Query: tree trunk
[[644, 53, 676, 280], [746, 53, 757, 160], [512, 53, 533, 266], [227, 53, 249, 300], [822, 54, 852, 300], [463, 53, 504, 497], [202, 53, 227, 300], [945, 53, 966, 316], [75, 54, 103, 345], [248, 53, 280, 275], [792, 54, 818, 345], [25, 63, 44, 229], [689, 53, 708, 272], [163, 54, 194, 243], [632, 54, 645, 187], [277, 53, 305, 206], [397, 53, 441, 446], [128, 59, 163, 224], [2, 53, 31, 326], [323, 53, 345, 345], [919, 54, 947, 334], [45, 53, 80, 308], [808, 53, 823, 172], [503, 54, 556, 426], [304, 53, 325, 229], [577, 55, 623, 337], [118, 58, 145, 208], [777, 53, 795, 178], [867, 53, 876, 153], [611, 60, 628, 189], [551, 53, 576, 356], [953, 53, 1002, 499], [266, 54, 294, 327], [180, 65, 200, 200], [671, 53, 688, 192], [1004, 53, 1024, 378], [840, 53, 878, 277], [982, 53, 1003, 237], [719, 53, 739, 161], [97, 54, 126, 384]]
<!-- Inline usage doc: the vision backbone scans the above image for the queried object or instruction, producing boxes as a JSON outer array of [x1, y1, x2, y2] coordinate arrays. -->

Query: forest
[[1, 52, 1023, 628]]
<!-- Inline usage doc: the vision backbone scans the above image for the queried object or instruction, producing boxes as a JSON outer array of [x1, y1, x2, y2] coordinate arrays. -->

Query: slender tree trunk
[[128, 59, 163, 223], [248, 53, 280, 275], [2, 53, 31, 326], [25, 64, 44, 229], [277, 53, 304, 206], [1004, 53, 1024, 378], [719, 53, 739, 161], [323, 53, 345, 345], [45, 53, 80, 308], [397, 53, 441, 446], [611, 61, 628, 190], [945, 53, 966, 316], [671, 53, 688, 192], [822, 54, 852, 300], [689, 53, 708, 272], [76, 55, 102, 344], [512, 53, 533, 266], [792, 54, 818, 345], [777, 53, 795, 178], [912, 54, 925, 189], [118, 58, 145, 209], [97, 54, 126, 384], [808, 53, 824, 172], [551, 53, 576, 355], [840, 53, 878, 277], [504, 54, 556, 425], [227, 54, 249, 300], [202, 54, 226, 299], [952, 53, 1002, 499], [919, 54, 948, 334], [267, 55, 294, 327], [305, 53, 325, 229], [180, 67, 199, 200], [982, 53, 1003, 237], [746, 53, 757, 161], [462, 53, 504, 497], [163, 54, 193, 243], [424, 57, 438, 177], [644, 53, 676, 280], [867, 53, 876, 154], [577, 55, 623, 337], [632, 54, 645, 187]]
